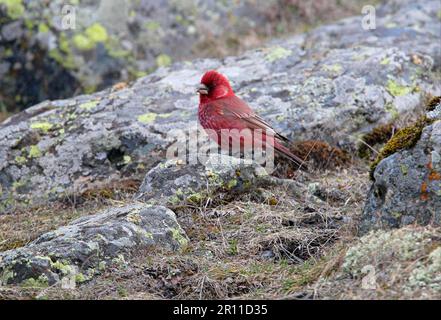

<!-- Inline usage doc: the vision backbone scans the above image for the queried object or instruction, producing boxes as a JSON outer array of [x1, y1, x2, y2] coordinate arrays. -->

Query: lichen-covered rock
[[361, 115, 441, 233], [315, 227, 441, 299], [0, 0, 440, 211], [0, 0, 365, 112], [0, 204, 187, 286], [136, 154, 268, 205], [343, 227, 441, 298]]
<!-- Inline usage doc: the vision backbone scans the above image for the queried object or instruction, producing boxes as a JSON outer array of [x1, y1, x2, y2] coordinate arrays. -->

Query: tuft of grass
[[357, 123, 395, 160]]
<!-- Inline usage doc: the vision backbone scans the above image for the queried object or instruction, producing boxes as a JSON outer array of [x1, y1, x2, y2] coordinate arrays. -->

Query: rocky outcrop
[[1, 0, 439, 213], [0, 0, 364, 112], [361, 100, 441, 233], [136, 154, 269, 205], [0, 204, 187, 286]]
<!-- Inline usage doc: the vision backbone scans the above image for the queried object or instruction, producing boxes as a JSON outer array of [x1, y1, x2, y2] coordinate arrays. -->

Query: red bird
[[197, 70, 306, 169]]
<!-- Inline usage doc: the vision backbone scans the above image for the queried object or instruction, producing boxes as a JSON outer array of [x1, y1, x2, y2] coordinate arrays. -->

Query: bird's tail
[[274, 141, 308, 171]]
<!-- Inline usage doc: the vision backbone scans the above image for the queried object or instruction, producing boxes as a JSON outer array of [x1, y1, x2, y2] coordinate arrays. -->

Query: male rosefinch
[[197, 70, 306, 169]]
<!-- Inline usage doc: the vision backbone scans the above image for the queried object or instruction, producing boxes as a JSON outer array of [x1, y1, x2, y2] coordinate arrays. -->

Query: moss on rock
[[370, 116, 434, 179]]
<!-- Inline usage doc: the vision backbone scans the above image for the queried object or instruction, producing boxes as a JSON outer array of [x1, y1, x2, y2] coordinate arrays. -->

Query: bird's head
[[197, 70, 235, 103]]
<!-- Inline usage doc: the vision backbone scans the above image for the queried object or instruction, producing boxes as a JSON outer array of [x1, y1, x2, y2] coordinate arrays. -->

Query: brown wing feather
[[216, 97, 291, 142]]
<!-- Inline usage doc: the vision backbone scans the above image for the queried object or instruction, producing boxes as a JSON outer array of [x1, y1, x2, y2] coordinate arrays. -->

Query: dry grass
[[0, 111, 10, 123], [0, 162, 370, 300], [0, 179, 140, 252]]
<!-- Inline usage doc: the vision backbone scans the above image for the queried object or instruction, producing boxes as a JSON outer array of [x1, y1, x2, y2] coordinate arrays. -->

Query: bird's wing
[[215, 96, 290, 142]]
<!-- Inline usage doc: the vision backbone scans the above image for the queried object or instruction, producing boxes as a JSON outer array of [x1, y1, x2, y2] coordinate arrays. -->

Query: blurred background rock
[[0, 0, 369, 120]]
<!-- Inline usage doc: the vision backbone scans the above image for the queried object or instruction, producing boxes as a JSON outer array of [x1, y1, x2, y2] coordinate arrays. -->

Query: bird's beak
[[197, 84, 209, 95]]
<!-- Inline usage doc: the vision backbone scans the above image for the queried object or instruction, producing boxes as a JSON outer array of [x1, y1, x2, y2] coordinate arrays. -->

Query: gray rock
[[361, 119, 441, 234], [0, 204, 187, 286], [0, 0, 366, 112], [136, 154, 268, 204], [0, 0, 440, 211]]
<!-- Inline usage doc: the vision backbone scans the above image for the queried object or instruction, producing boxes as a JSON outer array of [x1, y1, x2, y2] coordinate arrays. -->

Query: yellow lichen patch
[[38, 23, 49, 34], [322, 64, 343, 73], [266, 46, 292, 62], [386, 79, 412, 97], [73, 23, 108, 51], [0, 0, 25, 19], [30, 122, 53, 133], [156, 54, 172, 67], [15, 156, 27, 165], [79, 101, 99, 111], [171, 228, 188, 247], [137, 113, 157, 124], [73, 34, 95, 51], [28, 145, 42, 158], [85, 23, 108, 43], [123, 155, 132, 165], [370, 116, 434, 179], [380, 57, 390, 65]]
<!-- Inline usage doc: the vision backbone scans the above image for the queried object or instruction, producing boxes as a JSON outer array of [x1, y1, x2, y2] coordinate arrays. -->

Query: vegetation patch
[[426, 96, 441, 111], [369, 116, 434, 179], [357, 123, 395, 159]]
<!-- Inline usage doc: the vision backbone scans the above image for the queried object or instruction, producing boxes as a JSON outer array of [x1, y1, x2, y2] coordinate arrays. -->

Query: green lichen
[[407, 247, 441, 292], [112, 254, 127, 267], [74, 273, 87, 284], [30, 122, 53, 133], [98, 261, 107, 272], [28, 145, 42, 158], [21, 275, 49, 288], [156, 54, 172, 67], [226, 179, 238, 190], [126, 211, 141, 225], [123, 155, 132, 164], [228, 239, 239, 256], [85, 23, 108, 43], [24, 19, 34, 30], [79, 100, 98, 111], [266, 47, 292, 62], [106, 38, 130, 59], [38, 23, 49, 33], [138, 113, 157, 124], [15, 155, 27, 165], [12, 179, 25, 191], [322, 64, 342, 73], [0, 0, 25, 20], [370, 116, 434, 179], [391, 211, 402, 219], [73, 23, 108, 51], [49, 48, 76, 70], [384, 102, 400, 119], [145, 20, 161, 31], [171, 228, 188, 247], [344, 228, 432, 275], [0, 269, 15, 285], [51, 260, 75, 275], [73, 34, 95, 51], [380, 57, 390, 65], [386, 79, 412, 97], [187, 192, 203, 204]]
